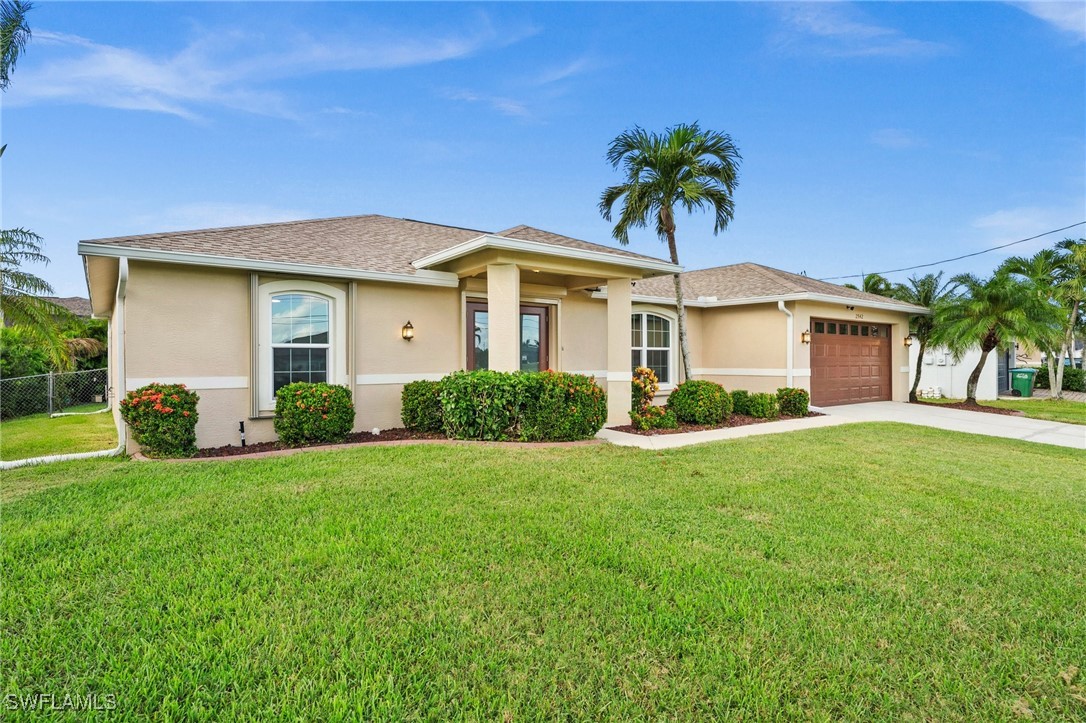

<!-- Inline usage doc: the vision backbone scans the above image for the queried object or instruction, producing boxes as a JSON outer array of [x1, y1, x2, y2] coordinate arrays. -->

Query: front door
[[467, 302, 550, 372]]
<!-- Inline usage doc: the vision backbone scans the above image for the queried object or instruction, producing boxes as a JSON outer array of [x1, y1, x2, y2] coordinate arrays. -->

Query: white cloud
[[8, 17, 533, 121], [870, 128, 925, 150], [533, 55, 599, 85], [772, 4, 950, 58], [971, 205, 1086, 257], [442, 89, 532, 118], [1013, 2, 1086, 40]]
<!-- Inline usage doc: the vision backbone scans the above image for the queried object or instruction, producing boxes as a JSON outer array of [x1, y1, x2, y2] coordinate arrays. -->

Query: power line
[[818, 221, 1086, 281]]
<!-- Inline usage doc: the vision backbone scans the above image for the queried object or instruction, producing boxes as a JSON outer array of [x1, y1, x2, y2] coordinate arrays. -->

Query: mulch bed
[[913, 401, 1024, 417], [609, 412, 823, 436], [194, 428, 446, 458]]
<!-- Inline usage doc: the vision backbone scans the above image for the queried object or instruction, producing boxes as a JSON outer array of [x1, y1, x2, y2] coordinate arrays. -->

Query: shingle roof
[[44, 296, 92, 317], [498, 225, 664, 263], [630, 263, 927, 311], [80, 215, 670, 276]]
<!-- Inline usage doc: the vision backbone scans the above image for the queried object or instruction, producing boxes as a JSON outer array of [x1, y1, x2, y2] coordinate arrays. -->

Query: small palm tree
[[1001, 247, 1068, 395], [933, 271, 1062, 404], [599, 123, 741, 379], [1, 0, 33, 91], [844, 273, 893, 297], [891, 272, 957, 402], [1, 228, 73, 369]]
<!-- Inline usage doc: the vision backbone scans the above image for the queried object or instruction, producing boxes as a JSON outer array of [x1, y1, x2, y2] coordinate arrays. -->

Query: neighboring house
[[3, 296, 92, 327], [78, 215, 926, 450], [909, 345, 1007, 400]]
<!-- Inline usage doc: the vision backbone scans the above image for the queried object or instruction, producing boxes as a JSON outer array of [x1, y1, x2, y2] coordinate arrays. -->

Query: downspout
[[778, 300, 794, 387], [1, 258, 129, 470]]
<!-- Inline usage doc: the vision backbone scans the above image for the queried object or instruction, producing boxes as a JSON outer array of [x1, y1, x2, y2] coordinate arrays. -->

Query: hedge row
[[632, 380, 810, 429], [1032, 365, 1086, 393], [402, 370, 607, 442]]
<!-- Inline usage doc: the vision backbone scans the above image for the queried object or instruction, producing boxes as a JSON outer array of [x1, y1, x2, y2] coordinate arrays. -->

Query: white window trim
[[257, 279, 348, 411], [631, 305, 678, 390]]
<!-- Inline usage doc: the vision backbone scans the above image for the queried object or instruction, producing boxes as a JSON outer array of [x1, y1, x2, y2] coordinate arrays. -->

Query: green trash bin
[[1009, 368, 1037, 397]]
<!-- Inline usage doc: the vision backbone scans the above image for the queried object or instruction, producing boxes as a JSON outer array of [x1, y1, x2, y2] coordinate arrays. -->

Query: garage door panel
[[810, 319, 891, 406]]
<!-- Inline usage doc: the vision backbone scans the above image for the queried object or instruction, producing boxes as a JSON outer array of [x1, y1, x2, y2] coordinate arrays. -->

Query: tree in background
[[933, 271, 1061, 404], [0, 229, 73, 368], [891, 272, 957, 402], [0, 0, 32, 91], [844, 273, 893, 297], [1052, 238, 1085, 393], [1000, 246, 1070, 396], [600, 123, 741, 379]]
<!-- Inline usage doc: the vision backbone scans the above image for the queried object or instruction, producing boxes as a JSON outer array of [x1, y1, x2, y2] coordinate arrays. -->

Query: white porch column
[[606, 277, 633, 426], [487, 263, 520, 372]]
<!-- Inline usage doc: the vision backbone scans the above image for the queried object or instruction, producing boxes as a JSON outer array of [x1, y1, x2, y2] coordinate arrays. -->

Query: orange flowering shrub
[[632, 366, 659, 413], [120, 383, 200, 457], [273, 382, 354, 445]]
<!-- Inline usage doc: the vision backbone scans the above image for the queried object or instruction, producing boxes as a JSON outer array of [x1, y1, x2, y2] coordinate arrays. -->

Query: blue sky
[[3, 1, 1084, 296]]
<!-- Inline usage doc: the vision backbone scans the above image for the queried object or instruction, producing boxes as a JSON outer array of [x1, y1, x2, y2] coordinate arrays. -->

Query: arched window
[[257, 280, 347, 411], [631, 311, 672, 384], [271, 293, 330, 392]]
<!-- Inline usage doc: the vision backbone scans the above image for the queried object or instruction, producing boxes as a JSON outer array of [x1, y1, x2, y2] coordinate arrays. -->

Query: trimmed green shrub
[[120, 383, 200, 457], [274, 382, 355, 446], [731, 389, 752, 416], [746, 392, 780, 420], [667, 380, 732, 425], [519, 371, 607, 442], [777, 387, 810, 417], [439, 370, 525, 441], [632, 366, 659, 413], [440, 370, 607, 442], [1033, 365, 1086, 393], [629, 405, 679, 431], [401, 380, 443, 432]]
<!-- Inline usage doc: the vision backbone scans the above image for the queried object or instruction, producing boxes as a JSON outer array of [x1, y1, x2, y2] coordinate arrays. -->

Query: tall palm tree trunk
[[909, 340, 927, 403], [1054, 299, 1080, 399], [664, 229, 692, 381]]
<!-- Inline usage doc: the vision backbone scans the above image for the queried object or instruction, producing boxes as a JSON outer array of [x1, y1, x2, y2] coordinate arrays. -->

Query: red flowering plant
[[273, 382, 355, 445], [119, 383, 200, 457]]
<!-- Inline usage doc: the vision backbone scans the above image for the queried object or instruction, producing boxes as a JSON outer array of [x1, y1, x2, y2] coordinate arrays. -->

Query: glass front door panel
[[466, 303, 548, 371]]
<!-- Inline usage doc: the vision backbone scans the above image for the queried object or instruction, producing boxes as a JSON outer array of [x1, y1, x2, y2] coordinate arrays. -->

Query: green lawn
[[922, 397, 1086, 425], [0, 405, 117, 462], [3, 424, 1084, 720]]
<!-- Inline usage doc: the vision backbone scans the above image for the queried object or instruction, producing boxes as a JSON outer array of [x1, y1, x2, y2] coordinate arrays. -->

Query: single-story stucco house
[[78, 214, 927, 450]]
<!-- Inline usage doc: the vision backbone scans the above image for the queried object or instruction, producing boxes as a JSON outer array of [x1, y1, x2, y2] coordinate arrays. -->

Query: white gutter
[[77, 242, 460, 288], [594, 289, 929, 315], [1, 261, 131, 471], [777, 300, 795, 387]]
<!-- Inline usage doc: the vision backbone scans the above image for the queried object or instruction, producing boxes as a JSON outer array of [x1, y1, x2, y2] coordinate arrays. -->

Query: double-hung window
[[257, 280, 347, 412], [631, 311, 673, 385]]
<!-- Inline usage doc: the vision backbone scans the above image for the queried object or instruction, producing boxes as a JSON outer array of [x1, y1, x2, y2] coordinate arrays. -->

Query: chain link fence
[[0, 368, 110, 420]]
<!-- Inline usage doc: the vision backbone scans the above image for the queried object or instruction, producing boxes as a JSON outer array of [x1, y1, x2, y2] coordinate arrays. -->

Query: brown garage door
[[810, 319, 891, 406]]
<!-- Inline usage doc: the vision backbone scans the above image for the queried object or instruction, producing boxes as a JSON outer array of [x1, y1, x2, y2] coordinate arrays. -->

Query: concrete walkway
[[821, 401, 1085, 450], [597, 402, 1085, 451]]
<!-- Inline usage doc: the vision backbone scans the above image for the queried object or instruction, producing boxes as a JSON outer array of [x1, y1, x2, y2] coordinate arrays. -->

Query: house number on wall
[[855, 313, 864, 319]]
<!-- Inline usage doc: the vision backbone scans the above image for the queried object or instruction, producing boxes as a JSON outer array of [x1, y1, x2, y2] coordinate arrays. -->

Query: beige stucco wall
[[693, 303, 789, 394]]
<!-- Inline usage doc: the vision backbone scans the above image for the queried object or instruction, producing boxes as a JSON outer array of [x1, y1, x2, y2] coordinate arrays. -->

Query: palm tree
[[1052, 238, 1086, 393], [1000, 247, 1067, 395], [599, 123, 741, 379], [933, 271, 1062, 404], [1, 228, 73, 369], [891, 272, 957, 402], [844, 273, 893, 296], [1, 0, 33, 91]]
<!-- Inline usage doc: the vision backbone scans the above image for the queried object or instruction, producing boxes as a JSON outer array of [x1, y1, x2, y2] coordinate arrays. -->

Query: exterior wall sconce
[[401, 321, 414, 341], [801, 329, 812, 344], [904, 333, 914, 347]]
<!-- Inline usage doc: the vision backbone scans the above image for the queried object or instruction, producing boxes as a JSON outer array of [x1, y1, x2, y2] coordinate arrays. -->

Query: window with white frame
[[257, 280, 347, 411], [631, 311, 673, 384]]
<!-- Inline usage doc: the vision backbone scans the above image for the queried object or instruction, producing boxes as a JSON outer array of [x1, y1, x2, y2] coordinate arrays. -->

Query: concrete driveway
[[820, 401, 1086, 450]]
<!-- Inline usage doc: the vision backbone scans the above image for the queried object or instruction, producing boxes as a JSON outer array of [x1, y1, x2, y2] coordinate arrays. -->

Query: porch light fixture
[[801, 329, 812, 345], [401, 321, 415, 341], [904, 333, 914, 347]]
